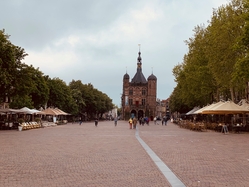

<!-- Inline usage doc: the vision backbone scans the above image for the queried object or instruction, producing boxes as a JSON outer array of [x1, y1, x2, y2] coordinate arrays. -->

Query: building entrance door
[[138, 110, 144, 119], [130, 110, 137, 118]]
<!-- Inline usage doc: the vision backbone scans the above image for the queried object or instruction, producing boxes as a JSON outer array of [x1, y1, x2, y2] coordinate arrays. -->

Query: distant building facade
[[121, 49, 157, 120], [160, 98, 170, 119], [0, 95, 10, 109]]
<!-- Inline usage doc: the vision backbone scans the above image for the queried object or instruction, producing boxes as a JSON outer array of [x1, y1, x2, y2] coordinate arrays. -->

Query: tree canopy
[[170, 0, 249, 114], [0, 29, 114, 118]]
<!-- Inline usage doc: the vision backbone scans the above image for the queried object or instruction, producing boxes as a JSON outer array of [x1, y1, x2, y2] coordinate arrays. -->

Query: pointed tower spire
[[131, 45, 147, 84], [137, 44, 142, 71]]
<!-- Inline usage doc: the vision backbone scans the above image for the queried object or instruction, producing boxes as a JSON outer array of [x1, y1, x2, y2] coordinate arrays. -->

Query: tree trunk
[[230, 87, 234, 102], [246, 82, 249, 100]]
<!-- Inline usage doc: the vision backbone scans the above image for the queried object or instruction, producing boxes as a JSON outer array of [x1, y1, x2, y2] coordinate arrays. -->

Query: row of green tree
[[0, 29, 114, 118], [170, 0, 249, 114]]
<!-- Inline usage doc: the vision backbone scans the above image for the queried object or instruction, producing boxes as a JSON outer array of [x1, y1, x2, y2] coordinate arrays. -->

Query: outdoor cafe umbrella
[[201, 101, 249, 114], [53, 108, 69, 115], [239, 99, 249, 111], [0, 108, 24, 126], [186, 107, 200, 115], [20, 107, 37, 114], [238, 99, 249, 124], [193, 105, 210, 115], [19, 107, 44, 121], [193, 101, 225, 114], [37, 108, 61, 116], [0, 108, 24, 114]]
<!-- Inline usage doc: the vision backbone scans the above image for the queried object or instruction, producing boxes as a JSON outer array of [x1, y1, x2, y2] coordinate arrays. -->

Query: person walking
[[79, 117, 82, 125], [146, 117, 150, 125], [154, 116, 157, 125], [139, 117, 142, 125], [128, 118, 133, 129], [163, 116, 167, 125], [114, 117, 118, 126], [165, 117, 170, 126], [95, 118, 98, 127], [144, 117, 148, 125], [133, 117, 137, 129], [141, 117, 145, 126]]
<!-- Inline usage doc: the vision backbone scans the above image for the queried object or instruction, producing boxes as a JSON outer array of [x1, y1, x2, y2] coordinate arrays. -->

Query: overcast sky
[[1, 0, 228, 106]]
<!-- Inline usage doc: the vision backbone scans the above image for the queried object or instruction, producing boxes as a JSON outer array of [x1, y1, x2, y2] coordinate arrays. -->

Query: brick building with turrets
[[121, 49, 157, 120]]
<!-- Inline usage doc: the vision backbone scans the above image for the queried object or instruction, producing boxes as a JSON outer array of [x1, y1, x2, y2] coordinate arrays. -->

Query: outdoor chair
[[199, 123, 207, 131], [189, 123, 195, 130], [195, 123, 201, 131], [30, 122, 36, 128], [245, 125, 249, 132], [35, 122, 40, 128], [31, 121, 38, 128], [28, 122, 34, 129], [20, 123, 26, 130], [22, 122, 31, 130]]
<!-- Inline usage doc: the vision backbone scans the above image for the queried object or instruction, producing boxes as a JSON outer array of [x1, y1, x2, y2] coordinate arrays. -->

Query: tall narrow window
[[129, 99, 133, 105], [142, 99, 146, 105], [129, 89, 133, 95], [142, 89, 146, 95]]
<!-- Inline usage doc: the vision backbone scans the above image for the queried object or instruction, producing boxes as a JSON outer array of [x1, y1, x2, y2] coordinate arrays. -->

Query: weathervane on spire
[[137, 44, 142, 68]]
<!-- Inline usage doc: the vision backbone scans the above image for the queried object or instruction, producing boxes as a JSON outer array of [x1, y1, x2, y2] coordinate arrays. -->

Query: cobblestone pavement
[[139, 122, 249, 187], [0, 120, 249, 187]]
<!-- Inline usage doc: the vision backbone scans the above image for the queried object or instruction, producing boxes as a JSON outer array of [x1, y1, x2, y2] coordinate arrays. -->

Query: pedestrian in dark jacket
[[95, 118, 98, 127]]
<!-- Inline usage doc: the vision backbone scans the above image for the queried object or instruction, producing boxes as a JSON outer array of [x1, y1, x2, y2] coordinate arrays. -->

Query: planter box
[[18, 126, 23, 131]]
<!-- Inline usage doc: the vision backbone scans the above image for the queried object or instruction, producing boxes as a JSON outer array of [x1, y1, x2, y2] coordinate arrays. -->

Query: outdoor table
[[197, 124, 206, 131], [215, 125, 222, 132], [0, 122, 4, 130], [13, 122, 19, 129], [233, 125, 242, 133]]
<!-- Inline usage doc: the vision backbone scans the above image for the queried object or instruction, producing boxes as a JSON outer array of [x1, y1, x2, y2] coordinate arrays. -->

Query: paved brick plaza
[[1, 120, 249, 187]]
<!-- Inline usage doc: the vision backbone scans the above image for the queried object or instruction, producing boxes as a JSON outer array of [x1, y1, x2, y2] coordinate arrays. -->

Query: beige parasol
[[201, 101, 249, 114]]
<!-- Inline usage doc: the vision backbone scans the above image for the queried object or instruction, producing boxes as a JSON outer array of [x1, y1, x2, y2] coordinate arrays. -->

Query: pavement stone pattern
[[0, 120, 249, 187], [139, 122, 249, 187]]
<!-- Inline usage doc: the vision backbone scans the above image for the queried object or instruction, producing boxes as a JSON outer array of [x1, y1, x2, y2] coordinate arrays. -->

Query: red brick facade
[[121, 50, 157, 120]]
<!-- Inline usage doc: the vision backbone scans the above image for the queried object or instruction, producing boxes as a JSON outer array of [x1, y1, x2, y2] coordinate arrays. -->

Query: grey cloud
[[0, 0, 228, 106], [1, 0, 135, 49]]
